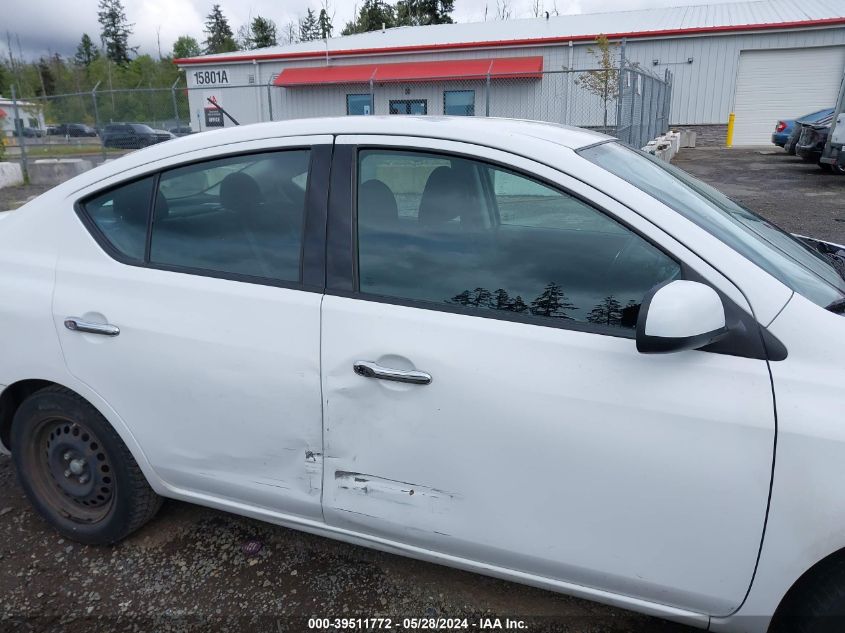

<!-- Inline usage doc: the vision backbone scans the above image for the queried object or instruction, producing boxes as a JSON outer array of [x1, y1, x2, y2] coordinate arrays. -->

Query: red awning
[[274, 56, 543, 87]]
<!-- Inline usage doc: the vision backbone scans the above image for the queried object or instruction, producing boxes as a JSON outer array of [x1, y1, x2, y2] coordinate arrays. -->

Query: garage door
[[732, 46, 845, 146]]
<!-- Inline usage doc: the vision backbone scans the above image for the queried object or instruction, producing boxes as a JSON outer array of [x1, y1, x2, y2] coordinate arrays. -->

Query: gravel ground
[[0, 457, 688, 633], [1, 145, 841, 632], [672, 147, 845, 245]]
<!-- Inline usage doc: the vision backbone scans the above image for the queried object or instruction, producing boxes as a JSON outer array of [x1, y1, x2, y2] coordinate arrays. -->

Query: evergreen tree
[[492, 288, 512, 311], [98, 0, 134, 65], [342, 0, 396, 35], [36, 57, 56, 96], [510, 295, 529, 313], [318, 8, 334, 39], [396, 0, 454, 26], [204, 4, 238, 54], [172, 35, 202, 59], [74, 34, 100, 67], [586, 295, 623, 326], [529, 282, 576, 319], [244, 16, 278, 49], [450, 287, 493, 308], [299, 9, 321, 42]]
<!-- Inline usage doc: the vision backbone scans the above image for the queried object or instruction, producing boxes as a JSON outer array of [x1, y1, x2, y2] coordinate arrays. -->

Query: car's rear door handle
[[353, 360, 431, 385], [64, 318, 120, 337]]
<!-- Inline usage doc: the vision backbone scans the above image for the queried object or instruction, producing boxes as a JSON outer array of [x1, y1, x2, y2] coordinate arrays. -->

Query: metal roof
[[176, 0, 845, 65]]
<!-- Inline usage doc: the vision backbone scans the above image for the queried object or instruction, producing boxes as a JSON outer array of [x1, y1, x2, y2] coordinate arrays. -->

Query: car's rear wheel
[[11, 385, 161, 545]]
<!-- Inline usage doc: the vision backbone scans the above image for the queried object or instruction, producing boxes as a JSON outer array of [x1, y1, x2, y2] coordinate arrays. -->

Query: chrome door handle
[[353, 360, 432, 385], [64, 318, 120, 337]]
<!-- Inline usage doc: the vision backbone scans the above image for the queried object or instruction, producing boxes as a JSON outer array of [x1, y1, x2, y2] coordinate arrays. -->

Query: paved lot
[[673, 146, 845, 245], [1, 146, 842, 632]]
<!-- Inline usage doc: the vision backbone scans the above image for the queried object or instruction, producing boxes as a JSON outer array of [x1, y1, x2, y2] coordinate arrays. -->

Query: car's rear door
[[52, 136, 332, 519], [320, 136, 775, 616]]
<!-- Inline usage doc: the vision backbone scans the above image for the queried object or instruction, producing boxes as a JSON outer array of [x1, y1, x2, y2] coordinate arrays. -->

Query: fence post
[[369, 70, 376, 115], [665, 70, 673, 134], [485, 72, 491, 117], [616, 38, 627, 141], [11, 85, 28, 184], [266, 79, 274, 121], [171, 77, 181, 126], [91, 81, 105, 161]]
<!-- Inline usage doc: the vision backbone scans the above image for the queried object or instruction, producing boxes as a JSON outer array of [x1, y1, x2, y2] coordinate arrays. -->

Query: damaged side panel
[[329, 470, 459, 540]]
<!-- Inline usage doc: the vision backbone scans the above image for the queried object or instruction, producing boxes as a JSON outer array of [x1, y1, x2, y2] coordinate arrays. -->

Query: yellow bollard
[[726, 113, 735, 148]]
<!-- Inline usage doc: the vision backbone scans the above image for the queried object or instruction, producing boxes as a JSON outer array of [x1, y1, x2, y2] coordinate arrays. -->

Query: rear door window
[[150, 150, 311, 281], [81, 176, 156, 261]]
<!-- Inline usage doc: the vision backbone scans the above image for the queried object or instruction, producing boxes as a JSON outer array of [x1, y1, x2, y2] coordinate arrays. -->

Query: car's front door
[[53, 137, 332, 519], [320, 137, 775, 616]]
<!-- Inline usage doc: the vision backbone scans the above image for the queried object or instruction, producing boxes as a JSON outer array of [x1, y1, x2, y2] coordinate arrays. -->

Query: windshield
[[579, 141, 845, 309]]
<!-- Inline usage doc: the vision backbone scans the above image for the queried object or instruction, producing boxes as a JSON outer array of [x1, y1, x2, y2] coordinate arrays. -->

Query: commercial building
[[176, 0, 845, 146]]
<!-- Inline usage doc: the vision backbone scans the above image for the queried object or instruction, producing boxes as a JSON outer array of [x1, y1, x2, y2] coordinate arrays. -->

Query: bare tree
[[496, 0, 512, 20], [280, 20, 299, 45], [532, 0, 543, 18]]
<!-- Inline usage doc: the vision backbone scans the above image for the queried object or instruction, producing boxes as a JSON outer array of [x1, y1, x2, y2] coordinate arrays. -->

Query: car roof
[[60, 117, 609, 194]]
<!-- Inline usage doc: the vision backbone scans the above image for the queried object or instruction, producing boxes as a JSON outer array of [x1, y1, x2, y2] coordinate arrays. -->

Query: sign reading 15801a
[[193, 70, 229, 85]]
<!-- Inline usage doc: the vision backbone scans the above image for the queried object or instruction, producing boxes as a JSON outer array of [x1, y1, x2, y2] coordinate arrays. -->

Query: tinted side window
[[82, 176, 155, 261], [150, 150, 310, 281], [356, 150, 681, 332]]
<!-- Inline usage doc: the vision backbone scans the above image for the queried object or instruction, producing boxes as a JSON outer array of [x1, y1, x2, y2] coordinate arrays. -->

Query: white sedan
[[1, 117, 844, 633]]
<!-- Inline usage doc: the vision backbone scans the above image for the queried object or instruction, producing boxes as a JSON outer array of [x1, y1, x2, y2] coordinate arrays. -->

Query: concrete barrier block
[[29, 158, 94, 186], [0, 162, 24, 189], [679, 130, 697, 148], [666, 131, 681, 154]]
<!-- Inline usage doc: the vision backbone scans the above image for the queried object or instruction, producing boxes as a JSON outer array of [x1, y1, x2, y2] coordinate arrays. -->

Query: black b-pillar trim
[[301, 143, 333, 290], [326, 143, 356, 293]]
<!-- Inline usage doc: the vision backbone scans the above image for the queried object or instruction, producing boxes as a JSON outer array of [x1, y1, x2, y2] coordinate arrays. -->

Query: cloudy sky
[[6, 0, 743, 61]]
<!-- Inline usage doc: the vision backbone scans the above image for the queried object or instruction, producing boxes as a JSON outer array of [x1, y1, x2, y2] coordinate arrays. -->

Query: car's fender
[[712, 293, 845, 633]]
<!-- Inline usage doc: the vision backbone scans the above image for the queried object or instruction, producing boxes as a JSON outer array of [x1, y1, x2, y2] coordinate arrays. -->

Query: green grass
[[23, 144, 106, 157]]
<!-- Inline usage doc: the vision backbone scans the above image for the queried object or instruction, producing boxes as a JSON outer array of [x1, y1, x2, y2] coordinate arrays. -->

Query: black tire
[[10, 385, 161, 545], [771, 557, 845, 633]]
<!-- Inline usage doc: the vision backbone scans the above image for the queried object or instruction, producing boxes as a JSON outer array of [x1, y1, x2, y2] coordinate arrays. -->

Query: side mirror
[[636, 280, 728, 354]]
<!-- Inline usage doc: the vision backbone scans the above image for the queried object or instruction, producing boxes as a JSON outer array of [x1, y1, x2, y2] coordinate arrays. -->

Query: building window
[[347, 94, 372, 116], [389, 99, 427, 115], [444, 90, 475, 116]]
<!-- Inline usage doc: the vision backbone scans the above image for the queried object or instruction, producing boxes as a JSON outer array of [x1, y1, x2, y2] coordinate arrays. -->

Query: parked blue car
[[772, 107, 835, 147]]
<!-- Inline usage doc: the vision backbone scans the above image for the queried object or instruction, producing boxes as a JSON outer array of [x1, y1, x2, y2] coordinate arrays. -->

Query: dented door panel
[[320, 292, 774, 617]]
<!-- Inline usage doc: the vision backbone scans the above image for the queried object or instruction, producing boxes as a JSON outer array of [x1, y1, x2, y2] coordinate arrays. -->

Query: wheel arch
[[0, 379, 54, 452], [770, 546, 845, 630], [0, 379, 165, 495]]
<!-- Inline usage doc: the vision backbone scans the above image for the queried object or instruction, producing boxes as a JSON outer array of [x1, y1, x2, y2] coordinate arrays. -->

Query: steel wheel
[[27, 417, 116, 523], [12, 385, 162, 544]]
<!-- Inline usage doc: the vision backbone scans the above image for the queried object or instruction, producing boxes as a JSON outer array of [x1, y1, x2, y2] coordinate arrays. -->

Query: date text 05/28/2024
[[308, 618, 528, 630]]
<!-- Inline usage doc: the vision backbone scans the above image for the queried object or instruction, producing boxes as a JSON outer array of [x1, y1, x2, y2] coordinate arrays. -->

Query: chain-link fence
[[3, 81, 192, 167], [183, 65, 671, 140], [5, 55, 672, 178]]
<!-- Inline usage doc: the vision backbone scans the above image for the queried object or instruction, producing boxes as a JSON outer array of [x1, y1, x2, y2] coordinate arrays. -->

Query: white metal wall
[[183, 25, 845, 130]]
